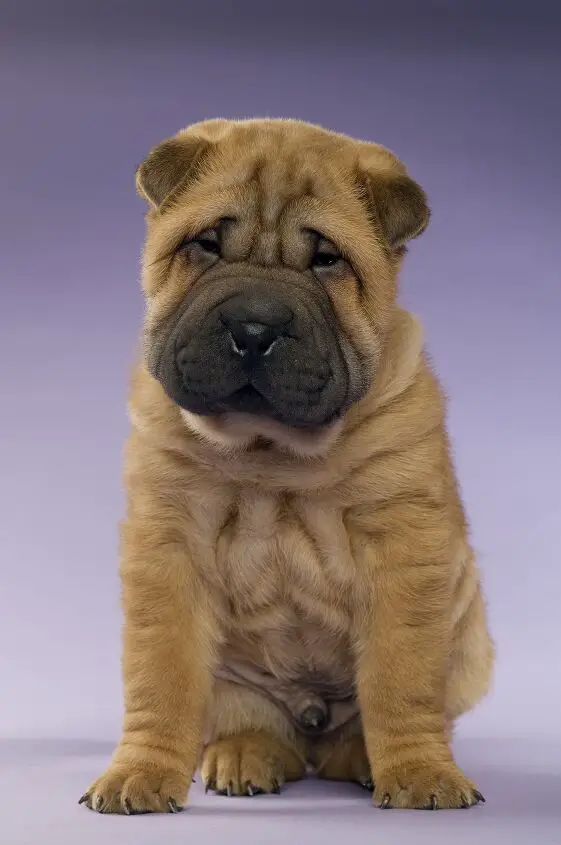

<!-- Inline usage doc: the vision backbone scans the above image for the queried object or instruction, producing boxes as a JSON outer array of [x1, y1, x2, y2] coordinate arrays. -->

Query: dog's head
[[137, 119, 429, 453]]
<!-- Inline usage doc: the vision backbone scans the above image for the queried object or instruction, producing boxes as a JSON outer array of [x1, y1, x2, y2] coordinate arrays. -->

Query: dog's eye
[[181, 229, 221, 257], [196, 236, 221, 255], [312, 250, 341, 268], [308, 233, 343, 271]]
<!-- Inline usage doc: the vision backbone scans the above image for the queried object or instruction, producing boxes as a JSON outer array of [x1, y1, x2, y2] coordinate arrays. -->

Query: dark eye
[[308, 233, 343, 270], [181, 229, 221, 257], [196, 236, 220, 255], [312, 250, 341, 268]]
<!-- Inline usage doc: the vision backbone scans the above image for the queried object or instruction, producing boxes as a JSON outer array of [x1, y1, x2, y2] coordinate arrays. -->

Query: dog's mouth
[[193, 381, 340, 431], [169, 342, 348, 429], [218, 384, 274, 416]]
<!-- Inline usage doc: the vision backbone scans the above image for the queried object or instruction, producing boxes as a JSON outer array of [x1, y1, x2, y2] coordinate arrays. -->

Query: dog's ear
[[361, 170, 430, 251], [135, 135, 209, 209]]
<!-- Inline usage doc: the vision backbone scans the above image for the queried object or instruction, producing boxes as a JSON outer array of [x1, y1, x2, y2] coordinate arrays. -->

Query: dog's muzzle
[[177, 292, 294, 374]]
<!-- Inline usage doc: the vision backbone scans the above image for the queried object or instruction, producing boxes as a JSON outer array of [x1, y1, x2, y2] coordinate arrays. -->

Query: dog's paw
[[201, 731, 305, 797], [373, 761, 485, 810], [316, 734, 374, 791], [79, 762, 189, 815]]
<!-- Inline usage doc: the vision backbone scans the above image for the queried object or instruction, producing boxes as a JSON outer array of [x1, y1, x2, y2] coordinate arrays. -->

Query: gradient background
[[1, 1, 560, 842]]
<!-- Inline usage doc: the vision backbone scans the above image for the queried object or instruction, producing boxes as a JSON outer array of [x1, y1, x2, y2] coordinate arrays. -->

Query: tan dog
[[80, 118, 494, 815]]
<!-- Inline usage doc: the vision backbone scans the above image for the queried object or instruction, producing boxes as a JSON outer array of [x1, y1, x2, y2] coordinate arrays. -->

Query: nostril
[[228, 331, 248, 357], [261, 337, 280, 356]]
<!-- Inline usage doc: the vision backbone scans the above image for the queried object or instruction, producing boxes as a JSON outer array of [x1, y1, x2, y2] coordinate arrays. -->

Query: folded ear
[[362, 171, 430, 251], [135, 135, 209, 209]]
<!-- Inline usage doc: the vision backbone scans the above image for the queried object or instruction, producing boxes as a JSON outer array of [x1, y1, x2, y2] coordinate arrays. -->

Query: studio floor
[[2, 733, 560, 845]]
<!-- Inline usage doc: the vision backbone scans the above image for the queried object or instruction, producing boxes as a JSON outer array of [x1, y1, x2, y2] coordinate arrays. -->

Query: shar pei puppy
[[80, 118, 494, 815]]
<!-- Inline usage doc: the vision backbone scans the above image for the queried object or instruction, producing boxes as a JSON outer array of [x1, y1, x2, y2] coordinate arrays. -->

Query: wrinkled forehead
[[146, 126, 378, 265], [208, 127, 351, 218], [197, 119, 356, 197]]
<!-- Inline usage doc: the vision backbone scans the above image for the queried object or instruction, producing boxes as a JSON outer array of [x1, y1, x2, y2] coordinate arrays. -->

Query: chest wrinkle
[[201, 485, 361, 735], [213, 488, 356, 616]]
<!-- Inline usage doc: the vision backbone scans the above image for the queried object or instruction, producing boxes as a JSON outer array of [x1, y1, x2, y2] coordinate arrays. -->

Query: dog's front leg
[[80, 514, 218, 815], [354, 500, 485, 811]]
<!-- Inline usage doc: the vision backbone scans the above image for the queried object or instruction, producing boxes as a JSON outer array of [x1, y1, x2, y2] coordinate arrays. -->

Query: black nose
[[219, 295, 293, 359], [227, 319, 282, 357]]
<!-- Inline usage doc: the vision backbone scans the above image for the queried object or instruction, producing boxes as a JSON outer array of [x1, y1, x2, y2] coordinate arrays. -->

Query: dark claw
[[461, 796, 471, 809], [429, 795, 438, 811], [123, 799, 152, 816], [271, 780, 281, 795], [168, 798, 183, 813], [226, 782, 233, 798], [358, 778, 374, 792], [248, 783, 264, 796], [474, 790, 486, 804], [380, 794, 392, 809], [78, 793, 90, 806], [246, 783, 254, 797], [204, 780, 214, 794], [94, 796, 105, 813]]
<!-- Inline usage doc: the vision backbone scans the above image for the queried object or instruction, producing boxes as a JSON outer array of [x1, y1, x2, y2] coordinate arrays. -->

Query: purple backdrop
[[1, 1, 560, 843]]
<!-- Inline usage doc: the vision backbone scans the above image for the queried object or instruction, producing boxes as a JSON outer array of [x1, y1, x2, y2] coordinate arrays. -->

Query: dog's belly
[[213, 490, 359, 736], [215, 623, 358, 736]]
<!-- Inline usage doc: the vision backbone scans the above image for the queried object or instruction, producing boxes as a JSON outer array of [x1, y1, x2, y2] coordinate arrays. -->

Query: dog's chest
[[214, 490, 357, 685], [216, 490, 356, 621]]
